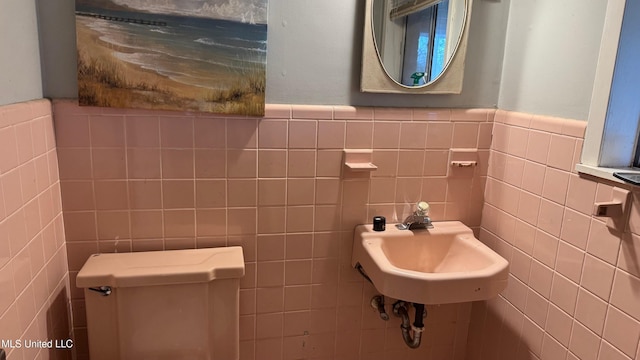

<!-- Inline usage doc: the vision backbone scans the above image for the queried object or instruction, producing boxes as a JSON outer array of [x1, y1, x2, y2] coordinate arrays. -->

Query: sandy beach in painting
[[76, 11, 266, 115], [77, 19, 202, 101]]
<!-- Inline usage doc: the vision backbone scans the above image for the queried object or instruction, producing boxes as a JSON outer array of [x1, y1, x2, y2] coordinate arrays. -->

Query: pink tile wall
[[468, 110, 640, 360], [53, 100, 494, 360], [0, 99, 70, 360]]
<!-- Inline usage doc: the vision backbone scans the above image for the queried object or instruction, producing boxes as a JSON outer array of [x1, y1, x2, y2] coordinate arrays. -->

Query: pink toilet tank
[[76, 247, 245, 360]]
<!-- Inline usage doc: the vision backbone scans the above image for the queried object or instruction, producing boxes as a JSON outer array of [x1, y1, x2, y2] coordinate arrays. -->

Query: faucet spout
[[396, 202, 433, 230]]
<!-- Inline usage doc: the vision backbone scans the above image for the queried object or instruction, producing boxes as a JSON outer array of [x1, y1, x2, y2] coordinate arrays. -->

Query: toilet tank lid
[[76, 247, 245, 288]]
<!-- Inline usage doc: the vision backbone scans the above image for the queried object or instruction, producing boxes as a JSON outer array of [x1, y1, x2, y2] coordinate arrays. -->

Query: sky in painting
[[110, 0, 268, 24]]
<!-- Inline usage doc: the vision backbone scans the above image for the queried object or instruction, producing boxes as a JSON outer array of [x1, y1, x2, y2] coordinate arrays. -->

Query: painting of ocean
[[75, 0, 267, 115]]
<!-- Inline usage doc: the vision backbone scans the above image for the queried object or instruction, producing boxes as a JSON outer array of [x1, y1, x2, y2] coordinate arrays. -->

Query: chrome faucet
[[396, 201, 433, 230]]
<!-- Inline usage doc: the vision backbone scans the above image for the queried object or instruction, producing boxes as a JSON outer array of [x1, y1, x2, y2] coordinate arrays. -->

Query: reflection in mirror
[[372, 0, 466, 87]]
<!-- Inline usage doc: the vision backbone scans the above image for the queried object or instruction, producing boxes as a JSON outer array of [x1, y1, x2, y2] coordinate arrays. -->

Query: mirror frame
[[361, 0, 473, 94]]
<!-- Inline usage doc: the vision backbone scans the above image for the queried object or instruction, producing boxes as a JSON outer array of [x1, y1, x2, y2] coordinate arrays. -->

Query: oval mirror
[[372, 0, 467, 87], [360, 0, 473, 94]]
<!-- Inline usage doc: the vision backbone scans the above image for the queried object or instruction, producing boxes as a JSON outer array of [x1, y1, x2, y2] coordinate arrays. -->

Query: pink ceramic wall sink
[[352, 221, 509, 304]]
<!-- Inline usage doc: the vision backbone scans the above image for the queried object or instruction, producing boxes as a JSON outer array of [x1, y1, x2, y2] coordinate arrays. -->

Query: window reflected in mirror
[[372, 0, 465, 87]]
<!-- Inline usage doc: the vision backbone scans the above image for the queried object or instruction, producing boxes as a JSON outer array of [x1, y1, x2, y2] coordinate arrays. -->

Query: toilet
[[76, 247, 245, 360]]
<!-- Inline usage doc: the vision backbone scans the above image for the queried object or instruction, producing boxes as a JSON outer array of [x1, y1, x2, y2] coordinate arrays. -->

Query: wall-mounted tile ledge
[[343, 149, 377, 171]]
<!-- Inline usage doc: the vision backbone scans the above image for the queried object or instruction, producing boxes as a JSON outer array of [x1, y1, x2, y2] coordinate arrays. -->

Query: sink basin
[[352, 221, 509, 304]]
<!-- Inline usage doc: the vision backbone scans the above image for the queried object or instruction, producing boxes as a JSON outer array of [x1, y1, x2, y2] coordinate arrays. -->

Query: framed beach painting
[[75, 0, 267, 116]]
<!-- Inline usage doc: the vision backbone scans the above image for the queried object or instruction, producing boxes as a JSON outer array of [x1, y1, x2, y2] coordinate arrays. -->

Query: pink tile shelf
[[343, 149, 378, 172]]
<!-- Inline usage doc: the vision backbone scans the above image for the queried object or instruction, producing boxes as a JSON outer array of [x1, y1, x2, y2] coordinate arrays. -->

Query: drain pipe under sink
[[355, 263, 426, 348], [393, 301, 426, 349]]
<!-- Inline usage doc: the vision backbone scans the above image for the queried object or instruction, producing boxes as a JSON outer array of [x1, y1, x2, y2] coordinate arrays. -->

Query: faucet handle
[[416, 201, 430, 215]]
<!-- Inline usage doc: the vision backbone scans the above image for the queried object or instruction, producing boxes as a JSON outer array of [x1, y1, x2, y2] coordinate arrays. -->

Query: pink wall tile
[[129, 180, 162, 209], [372, 122, 400, 149], [503, 155, 525, 187], [537, 199, 564, 237], [507, 126, 529, 158], [90, 115, 125, 147], [126, 115, 160, 147], [228, 150, 258, 178], [94, 180, 128, 210], [56, 148, 93, 180], [287, 179, 314, 206], [603, 306, 640, 357], [15, 122, 34, 165], [560, 209, 591, 250], [525, 130, 551, 164], [413, 108, 450, 121], [227, 179, 257, 207], [317, 121, 345, 149], [257, 150, 286, 178], [566, 174, 598, 215], [227, 119, 258, 149], [291, 105, 333, 120], [194, 117, 225, 148], [397, 150, 425, 177], [372, 107, 412, 121], [54, 102, 640, 360], [92, 148, 126, 179], [258, 179, 286, 206], [562, 119, 587, 138], [345, 121, 373, 148], [163, 209, 195, 238], [288, 120, 317, 149], [473, 110, 640, 360], [97, 211, 130, 240], [569, 321, 600, 360], [315, 150, 342, 178], [0, 99, 70, 360], [542, 167, 570, 205], [264, 104, 291, 119], [555, 241, 584, 284], [426, 122, 453, 149], [60, 181, 96, 210], [160, 116, 193, 148], [545, 304, 573, 348], [130, 210, 163, 239], [162, 149, 194, 179], [195, 149, 226, 178], [163, 180, 196, 209], [586, 218, 621, 266], [286, 206, 314, 233], [287, 150, 316, 177], [54, 114, 91, 148], [196, 209, 226, 237], [127, 148, 161, 179], [531, 115, 564, 134], [333, 106, 373, 120], [547, 135, 577, 172], [451, 108, 490, 122], [258, 119, 288, 149], [599, 339, 633, 360], [610, 269, 640, 322], [574, 288, 607, 335], [400, 122, 428, 149]]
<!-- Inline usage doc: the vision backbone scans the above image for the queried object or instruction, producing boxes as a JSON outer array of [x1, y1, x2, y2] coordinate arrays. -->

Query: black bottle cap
[[373, 216, 386, 231]]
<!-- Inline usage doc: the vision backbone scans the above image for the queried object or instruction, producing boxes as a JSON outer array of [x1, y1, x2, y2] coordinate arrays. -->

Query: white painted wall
[[498, 0, 607, 120], [0, 0, 43, 106], [36, 0, 510, 108]]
